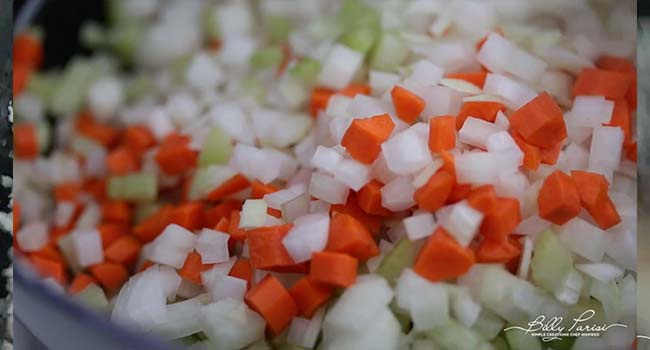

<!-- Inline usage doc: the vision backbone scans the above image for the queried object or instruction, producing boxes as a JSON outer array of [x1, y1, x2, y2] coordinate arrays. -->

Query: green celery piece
[[250, 46, 284, 70], [289, 57, 322, 85], [50, 58, 112, 117], [504, 324, 542, 350], [36, 122, 50, 153], [106, 0, 125, 25], [74, 283, 110, 312], [389, 300, 412, 333], [530, 230, 573, 293], [188, 166, 236, 200], [27, 72, 59, 106], [429, 320, 493, 350], [267, 16, 292, 43], [108, 173, 158, 201], [370, 31, 409, 71], [201, 7, 220, 40], [490, 336, 510, 350], [126, 74, 154, 102], [109, 21, 144, 63], [240, 76, 267, 101], [376, 237, 415, 286], [173, 53, 194, 83], [341, 25, 380, 54], [198, 127, 233, 167], [339, 0, 380, 55]]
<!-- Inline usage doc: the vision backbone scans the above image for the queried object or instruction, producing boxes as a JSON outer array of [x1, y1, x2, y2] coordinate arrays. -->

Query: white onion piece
[[403, 213, 437, 241], [439, 201, 483, 247], [149, 224, 196, 269], [515, 215, 550, 237], [557, 143, 589, 173], [185, 52, 223, 92], [605, 225, 636, 271], [483, 73, 536, 109], [477, 33, 547, 82], [150, 297, 203, 340], [412, 158, 444, 189], [454, 152, 502, 185], [239, 199, 268, 229], [439, 78, 482, 94], [396, 269, 450, 331], [558, 218, 607, 262], [282, 213, 330, 263], [311, 145, 343, 175], [381, 128, 432, 175], [588, 126, 624, 181], [71, 228, 103, 267], [318, 44, 363, 90], [326, 95, 353, 119], [201, 257, 237, 287], [332, 158, 371, 191], [493, 111, 510, 130], [369, 71, 400, 96], [209, 103, 255, 145], [517, 237, 534, 279], [459, 117, 501, 149], [346, 95, 390, 119], [264, 184, 306, 209], [200, 298, 266, 349], [381, 176, 416, 212], [408, 60, 444, 85], [452, 287, 482, 328], [553, 268, 583, 305], [575, 263, 624, 283], [195, 229, 230, 264], [309, 172, 349, 205], [206, 275, 247, 302], [287, 307, 326, 349], [17, 221, 49, 252]]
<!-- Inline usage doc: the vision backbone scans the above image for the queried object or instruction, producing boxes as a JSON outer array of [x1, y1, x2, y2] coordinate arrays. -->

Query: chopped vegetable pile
[[13, 0, 638, 349]]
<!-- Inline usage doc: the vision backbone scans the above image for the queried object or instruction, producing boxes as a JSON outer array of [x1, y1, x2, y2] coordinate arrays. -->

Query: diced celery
[[490, 335, 510, 350], [188, 166, 237, 200], [370, 31, 409, 71], [108, 173, 158, 201], [389, 299, 412, 333], [341, 25, 380, 54], [36, 122, 50, 153], [429, 320, 493, 350], [504, 324, 542, 350], [530, 230, 573, 293], [109, 21, 144, 63], [339, 0, 381, 55], [250, 46, 284, 70], [201, 7, 220, 40], [74, 283, 110, 311], [70, 135, 104, 158], [267, 16, 292, 43], [126, 74, 154, 102], [173, 53, 194, 83], [106, 0, 125, 25], [50, 58, 112, 117], [289, 58, 322, 85], [27, 72, 60, 105], [376, 237, 415, 286], [241, 76, 267, 101], [198, 127, 233, 167], [278, 78, 309, 110]]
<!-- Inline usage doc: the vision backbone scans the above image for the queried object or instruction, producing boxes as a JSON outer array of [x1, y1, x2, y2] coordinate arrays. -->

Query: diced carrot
[[414, 227, 475, 282], [54, 182, 82, 202], [326, 213, 379, 261], [445, 72, 488, 88], [587, 196, 621, 230], [69, 273, 97, 295], [15, 123, 39, 158], [538, 170, 581, 225], [309, 251, 358, 288], [155, 135, 198, 175], [83, 178, 107, 201], [89, 262, 129, 294], [206, 174, 251, 201], [98, 223, 129, 249], [101, 200, 133, 225], [14, 31, 43, 68], [570, 170, 609, 208], [331, 192, 382, 236], [310, 87, 335, 117], [250, 181, 278, 199], [214, 217, 230, 232], [228, 258, 253, 289], [391, 86, 425, 124], [414, 170, 455, 211], [133, 204, 174, 243], [456, 101, 505, 130], [440, 150, 456, 177], [505, 236, 524, 274], [429, 116, 457, 153], [467, 185, 497, 214], [14, 63, 32, 97], [123, 125, 156, 156], [341, 114, 395, 164], [203, 199, 242, 228], [289, 276, 335, 318], [228, 211, 248, 241], [606, 99, 631, 143], [30, 255, 67, 284], [245, 275, 297, 335], [596, 55, 637, 108], [104, 235, 142, 267], [509, 92, 566, 148], [75, 113, 122, 148], [30, 244, 65, 264], [625, 141, 637, 162], [476, 237, 522, 263], [179, 251, 214, 285], [447, 183, 472, 204], [572, 68, 632, 100], [340, 83, 372, 97], [540, 142, 562, 165], [170, 202, 204, 231], [570, 170, 620, 229], [512, 132, 541, 171], [106, 147, 140, 175], [357, 180, 391, 216], [480, 197, 521, 241], [247, 224, 296, 270]]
